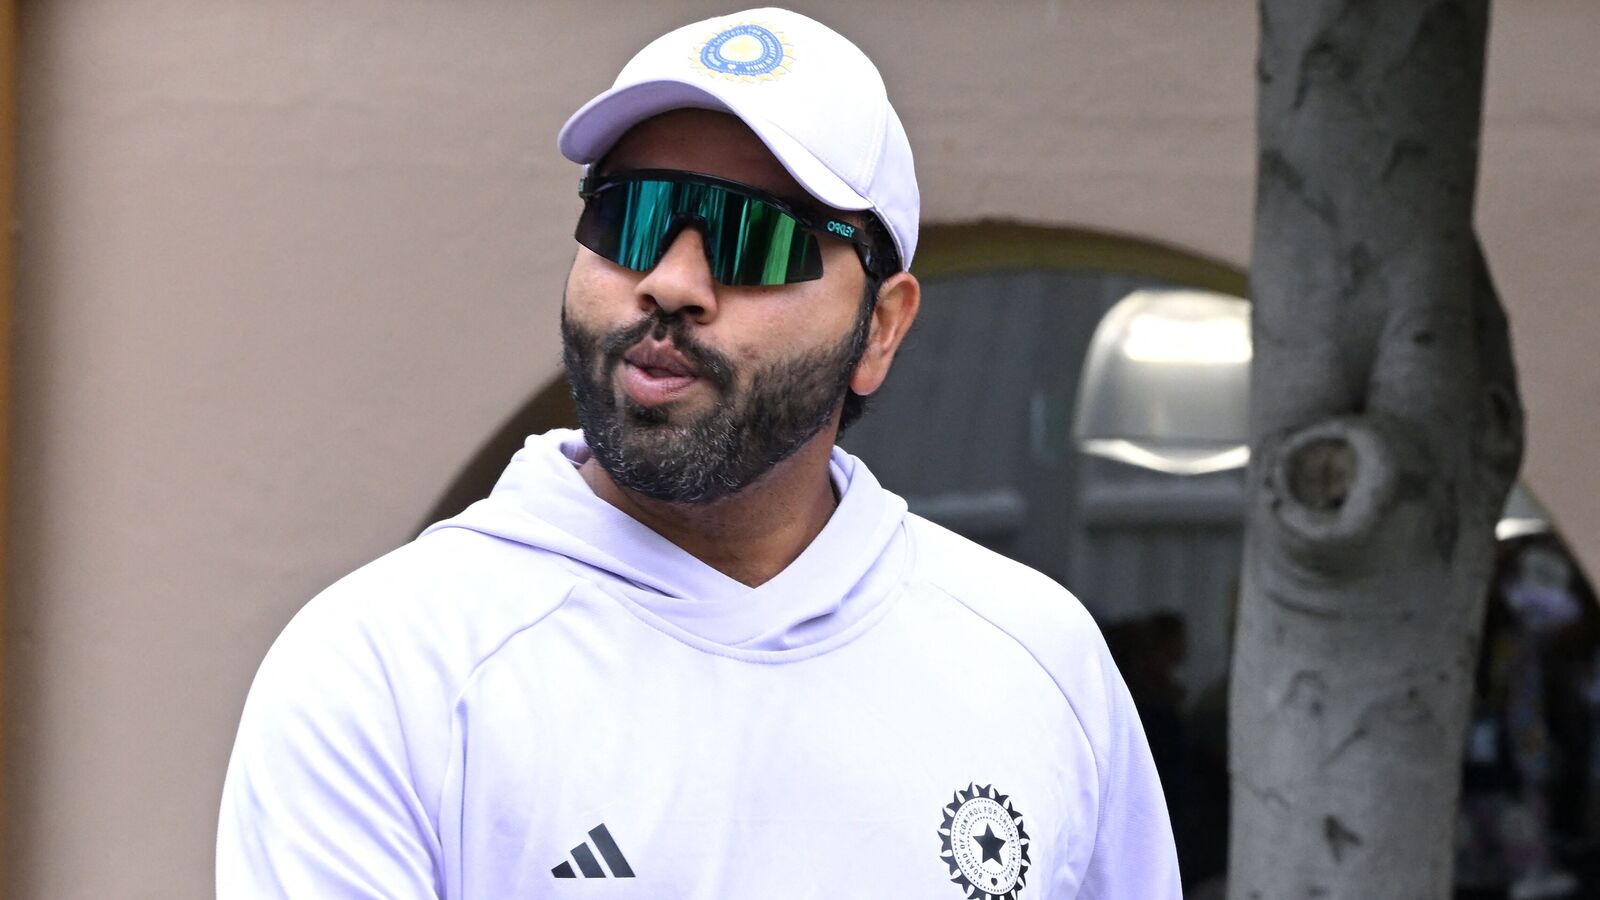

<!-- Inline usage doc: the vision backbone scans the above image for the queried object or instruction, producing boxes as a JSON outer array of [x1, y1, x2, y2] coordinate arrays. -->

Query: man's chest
[[436, 599, 1101, 899]]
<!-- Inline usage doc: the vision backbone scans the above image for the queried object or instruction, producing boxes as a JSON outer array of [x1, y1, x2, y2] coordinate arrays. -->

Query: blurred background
[[2, 1, 1597, 897]]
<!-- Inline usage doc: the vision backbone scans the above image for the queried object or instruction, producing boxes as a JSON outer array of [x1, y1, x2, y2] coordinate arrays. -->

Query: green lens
[[578, 176, 825, 286], [715, 193, 821, 286], [614, 180, 677, 272]]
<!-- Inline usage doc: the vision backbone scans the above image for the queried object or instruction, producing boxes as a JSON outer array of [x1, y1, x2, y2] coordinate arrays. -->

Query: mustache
[[600, 313, 735, 392]]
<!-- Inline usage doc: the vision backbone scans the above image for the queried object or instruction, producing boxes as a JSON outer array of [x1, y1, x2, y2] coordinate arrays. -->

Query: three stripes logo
[[551, 823, 635, 879]]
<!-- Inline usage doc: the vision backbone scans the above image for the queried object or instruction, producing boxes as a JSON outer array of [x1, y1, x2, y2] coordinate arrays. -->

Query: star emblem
[[938, 783, 1031, 899], [972, 823, 1008, 864]]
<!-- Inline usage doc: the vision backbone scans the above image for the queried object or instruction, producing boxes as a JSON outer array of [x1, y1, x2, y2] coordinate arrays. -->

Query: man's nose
[[634, 224, 718, 321]]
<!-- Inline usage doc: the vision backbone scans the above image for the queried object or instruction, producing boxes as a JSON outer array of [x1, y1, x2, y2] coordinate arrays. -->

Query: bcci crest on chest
[[938, 783, 1032, 899]]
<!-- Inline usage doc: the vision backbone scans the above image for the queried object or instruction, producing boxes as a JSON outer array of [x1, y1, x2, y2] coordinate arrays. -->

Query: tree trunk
[[1228, 1, 1524, 897]]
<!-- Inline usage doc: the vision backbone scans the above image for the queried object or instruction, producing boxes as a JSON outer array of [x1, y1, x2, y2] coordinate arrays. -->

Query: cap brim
[[558, 79, 872, 213]]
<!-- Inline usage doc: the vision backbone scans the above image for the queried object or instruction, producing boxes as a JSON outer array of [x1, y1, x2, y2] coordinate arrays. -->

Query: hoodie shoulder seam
[[922, 577, 1107, 854], [448, 580, 583, 713]]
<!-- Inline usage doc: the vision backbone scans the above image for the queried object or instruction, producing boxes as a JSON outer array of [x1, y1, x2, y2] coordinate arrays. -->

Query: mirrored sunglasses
[[575, 169, 880, 286]]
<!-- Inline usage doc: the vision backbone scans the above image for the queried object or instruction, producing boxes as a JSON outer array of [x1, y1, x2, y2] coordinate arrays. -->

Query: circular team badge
[[691, 22, 793, 81], [938, 783, 1031, 900]]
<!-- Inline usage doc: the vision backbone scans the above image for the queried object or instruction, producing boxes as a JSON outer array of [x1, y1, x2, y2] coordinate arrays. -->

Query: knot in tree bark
[[1287, 437, 1357, 511], [1269, 417, 1401, 570]]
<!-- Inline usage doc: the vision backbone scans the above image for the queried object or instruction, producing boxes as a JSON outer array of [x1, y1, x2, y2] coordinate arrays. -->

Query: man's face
[[561, 109, 873, 504]]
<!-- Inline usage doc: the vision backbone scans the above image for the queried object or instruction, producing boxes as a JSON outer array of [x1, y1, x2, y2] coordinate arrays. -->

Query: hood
[[422, 429, 910, 652]]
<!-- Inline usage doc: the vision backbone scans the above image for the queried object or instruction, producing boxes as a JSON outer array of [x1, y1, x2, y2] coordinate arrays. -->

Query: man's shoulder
[[902, 512, 1096, 634], [262, 526, 584, 698], [312, 525, 575, 621], [901, 513, 1118, 722]]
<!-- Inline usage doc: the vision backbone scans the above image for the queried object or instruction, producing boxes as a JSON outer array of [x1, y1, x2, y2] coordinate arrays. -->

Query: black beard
[[561, 300, 872, 505]]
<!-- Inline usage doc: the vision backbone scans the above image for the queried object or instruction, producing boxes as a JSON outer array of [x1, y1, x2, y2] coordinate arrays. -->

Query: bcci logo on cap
[[691, 22, 793, 82]]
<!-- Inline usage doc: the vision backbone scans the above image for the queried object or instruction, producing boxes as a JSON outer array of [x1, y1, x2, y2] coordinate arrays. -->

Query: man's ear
[[850, 271, 921, 397]]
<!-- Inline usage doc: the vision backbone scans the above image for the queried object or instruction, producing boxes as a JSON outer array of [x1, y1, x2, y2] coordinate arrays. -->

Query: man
[[218, 8, 1180, 898]]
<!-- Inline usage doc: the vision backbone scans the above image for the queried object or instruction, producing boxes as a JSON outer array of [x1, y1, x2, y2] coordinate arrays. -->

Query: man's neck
[[577, 435, 840, 588]]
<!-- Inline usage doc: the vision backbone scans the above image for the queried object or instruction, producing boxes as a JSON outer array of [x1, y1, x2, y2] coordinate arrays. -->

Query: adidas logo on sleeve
[[551, 823, 635, 879]]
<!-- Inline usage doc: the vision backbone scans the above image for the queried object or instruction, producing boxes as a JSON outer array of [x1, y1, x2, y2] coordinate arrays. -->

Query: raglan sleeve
[[1078, 630, 1183, 899], [216, 587, 446, 900]]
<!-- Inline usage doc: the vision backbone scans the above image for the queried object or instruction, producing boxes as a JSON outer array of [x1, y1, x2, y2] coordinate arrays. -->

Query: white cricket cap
[[558, 7, 920, 269]]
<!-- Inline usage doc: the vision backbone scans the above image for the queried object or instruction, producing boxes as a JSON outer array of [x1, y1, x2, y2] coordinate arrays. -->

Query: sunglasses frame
[[577, 168, 888, 285]]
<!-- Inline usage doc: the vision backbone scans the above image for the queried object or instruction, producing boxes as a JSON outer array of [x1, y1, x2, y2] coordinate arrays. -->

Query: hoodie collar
[[425, 429, 909, 652]]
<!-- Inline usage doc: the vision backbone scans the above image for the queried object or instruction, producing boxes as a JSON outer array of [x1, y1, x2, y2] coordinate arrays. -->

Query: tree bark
[[1228, 1, 1524, 897]]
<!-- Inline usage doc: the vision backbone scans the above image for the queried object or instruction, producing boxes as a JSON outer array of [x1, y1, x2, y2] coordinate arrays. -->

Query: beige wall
[[4, 1, 1595, 896], [1479, 5, 1600, 556]]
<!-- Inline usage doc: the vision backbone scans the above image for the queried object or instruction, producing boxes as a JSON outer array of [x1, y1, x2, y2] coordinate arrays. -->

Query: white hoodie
[[218, 429, 1179, 899]]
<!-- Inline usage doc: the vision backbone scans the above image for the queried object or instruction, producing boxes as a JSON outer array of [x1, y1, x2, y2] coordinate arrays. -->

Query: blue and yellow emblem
[[691, 23, 794, 82]]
